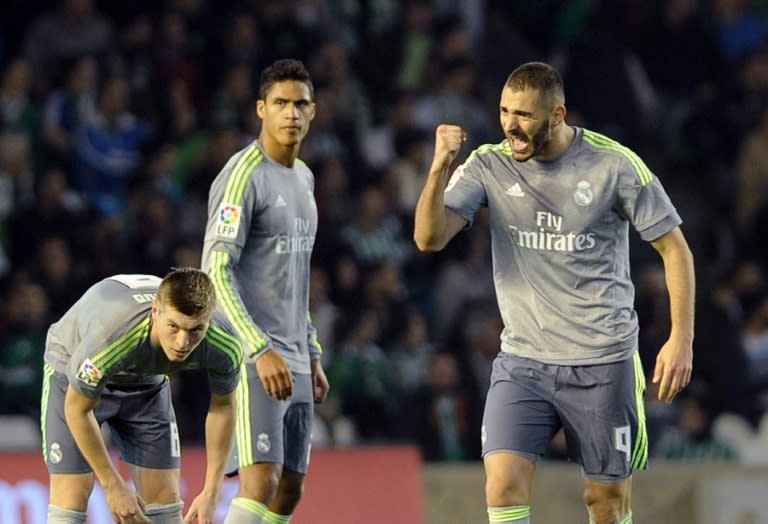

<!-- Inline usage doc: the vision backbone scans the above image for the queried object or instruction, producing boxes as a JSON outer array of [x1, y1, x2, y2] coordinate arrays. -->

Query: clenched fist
[[433, 124, 467, 169]]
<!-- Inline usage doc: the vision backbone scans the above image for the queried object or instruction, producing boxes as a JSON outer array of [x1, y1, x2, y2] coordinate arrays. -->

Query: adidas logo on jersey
[[506, 183, 525, 197], [274, 194, 287, 207]]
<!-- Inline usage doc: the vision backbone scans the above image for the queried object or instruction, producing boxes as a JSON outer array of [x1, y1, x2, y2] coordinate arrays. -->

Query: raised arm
[[649, 226, 695, 403], [64, 386, 149, 523], [414, 124, 469, 251], [183, 391, 237, 523]]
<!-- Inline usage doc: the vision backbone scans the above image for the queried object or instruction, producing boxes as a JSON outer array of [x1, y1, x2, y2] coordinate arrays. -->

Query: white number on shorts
[[170, 422, 181, 458], [614, 425, 631, 464]]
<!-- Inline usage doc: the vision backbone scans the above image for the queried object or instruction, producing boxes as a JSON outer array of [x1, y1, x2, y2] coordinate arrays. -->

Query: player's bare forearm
[[64, 386, 123, 488], [414, 169, 451, 251], [185, 393, 235, 522], [650, 227, 695, 402], [201, 392, 236, 496], [652, 227, 695, 345], [65, 386, 147, 522], [414, 124, 468, 251]]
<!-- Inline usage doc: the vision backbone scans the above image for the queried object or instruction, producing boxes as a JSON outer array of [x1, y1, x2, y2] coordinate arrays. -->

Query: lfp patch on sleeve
[[216, 203, 242, 239], [76, 358, 103, 387]]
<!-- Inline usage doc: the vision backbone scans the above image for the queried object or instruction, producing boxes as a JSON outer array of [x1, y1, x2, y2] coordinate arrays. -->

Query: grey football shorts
[[228, 364, 314, 475], [481, 351, 648, 480], [41, 367, 180, 473]]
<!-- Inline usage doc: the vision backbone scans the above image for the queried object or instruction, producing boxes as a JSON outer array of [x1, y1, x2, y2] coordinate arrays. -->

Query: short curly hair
[[258, 58, 314, 101]]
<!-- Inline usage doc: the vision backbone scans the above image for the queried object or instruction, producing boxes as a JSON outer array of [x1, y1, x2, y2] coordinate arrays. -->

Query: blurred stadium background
[[2, 0, 768, 522]]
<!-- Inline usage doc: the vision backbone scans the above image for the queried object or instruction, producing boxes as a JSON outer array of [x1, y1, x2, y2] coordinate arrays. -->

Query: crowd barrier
[[3, 448, 768, 523], [424, 461, 768, 523], [0, 447, 424, 524]]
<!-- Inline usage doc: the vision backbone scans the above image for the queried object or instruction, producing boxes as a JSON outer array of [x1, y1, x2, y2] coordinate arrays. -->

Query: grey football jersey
[[201, 141, 321, 374], [444, 127, 681, 365], [44, 274, 243, 398]]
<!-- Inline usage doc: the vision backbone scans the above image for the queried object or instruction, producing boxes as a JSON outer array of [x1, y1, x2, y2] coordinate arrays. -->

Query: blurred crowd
[[2, 0, 768, 465]]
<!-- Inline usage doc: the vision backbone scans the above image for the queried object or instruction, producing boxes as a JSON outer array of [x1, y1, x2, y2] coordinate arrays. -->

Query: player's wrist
[[248, 345, 271, 359]]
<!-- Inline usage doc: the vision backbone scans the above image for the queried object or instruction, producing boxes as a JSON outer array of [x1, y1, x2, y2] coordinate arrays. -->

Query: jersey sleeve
[[443, 150, 488, 227], [203, 152, 258, 249], [203, 322, 244, 395], [615, 156, 682, 242], [66, 317, 151, 398], [202, 152, 272, 358]]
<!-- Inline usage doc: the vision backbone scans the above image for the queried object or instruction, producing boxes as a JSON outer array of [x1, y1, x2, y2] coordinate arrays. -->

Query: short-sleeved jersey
[[444, 127, 681, 365], [201, 141, 320, 374], [44, 274, 243, 398]]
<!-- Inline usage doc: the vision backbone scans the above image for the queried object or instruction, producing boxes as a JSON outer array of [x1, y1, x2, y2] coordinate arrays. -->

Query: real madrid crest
[[50, 442, 63, 464], [573, 180, 593, 206], [256, 432, 272, 453]]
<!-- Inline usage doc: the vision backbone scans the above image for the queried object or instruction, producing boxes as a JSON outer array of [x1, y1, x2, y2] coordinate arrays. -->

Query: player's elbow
[[414, 231, 447, 252]]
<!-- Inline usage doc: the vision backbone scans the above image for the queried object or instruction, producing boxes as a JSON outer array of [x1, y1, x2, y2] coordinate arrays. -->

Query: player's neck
[[538, 124, 576, 161], [257, 136, 300, 168]]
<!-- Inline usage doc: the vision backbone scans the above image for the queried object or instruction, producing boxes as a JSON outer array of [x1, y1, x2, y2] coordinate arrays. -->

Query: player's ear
[[551, 105, 566, 127], [151, 299, 159, 319], [307, 102, 316, 121], [256, 99, 265, 119]]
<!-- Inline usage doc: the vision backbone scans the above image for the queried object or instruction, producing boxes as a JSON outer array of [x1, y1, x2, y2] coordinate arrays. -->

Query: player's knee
[[239, 465, 282, 503], [485, 474, 529, 506], [277, 475, 305, 506], [583, 483, 626, 524], [143, 486, 181, 506]]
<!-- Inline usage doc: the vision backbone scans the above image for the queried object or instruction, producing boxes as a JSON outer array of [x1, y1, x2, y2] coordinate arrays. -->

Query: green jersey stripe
[[584, 131, 653, 185], [40, 363, 55, 460], [236, 362, 253, 465], [631, 352, 648, 469], [92, 317, 151, 371], [223, 145, 262, 204], [95, 330, 147, 372], [583, 130, 653, 186], [209, 251, 252, 342], [463, 140, 511, 167], [205, 324, 243, 367], [209, 250, 269, 354], [222, 144, 257, 203], [232, 497, 266, 518], [488, 506, 531, 519], [233, 150, 262, 204]]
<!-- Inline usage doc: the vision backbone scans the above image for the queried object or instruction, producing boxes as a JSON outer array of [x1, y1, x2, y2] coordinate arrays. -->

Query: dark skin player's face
[[257, 80, 315, 152]]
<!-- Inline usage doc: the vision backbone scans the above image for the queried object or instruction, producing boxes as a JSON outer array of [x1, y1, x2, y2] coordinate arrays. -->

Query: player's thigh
[[126, 464, 181, 505], [42, 368, 118, 475], [283, 373, 313, 475], [482, 352, 561, 458], [109, 378, 181, 470], [557, 353, 647, 480], [234, 365, 311, 469], [234, 364, 290, 468]]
